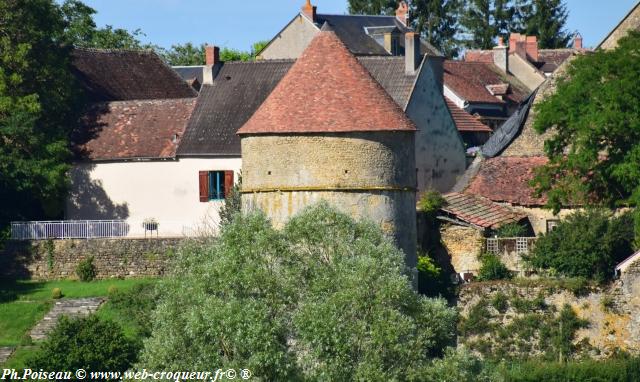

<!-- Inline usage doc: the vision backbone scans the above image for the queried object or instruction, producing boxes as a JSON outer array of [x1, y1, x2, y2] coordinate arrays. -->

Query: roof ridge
[[317, 13, 396, 18], [73, 47, 156, 54]]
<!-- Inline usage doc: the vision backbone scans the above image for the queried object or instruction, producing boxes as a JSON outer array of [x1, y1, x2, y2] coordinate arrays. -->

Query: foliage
[[28, 315, 138, 373], [491, 292, 509, 313], [412, 0, 462, 58], [158, 40, 270, 65], [532, 31, 640, 212], [478, 254, 512, 281], [422, 347, 497, 382], [499, 357, 640, 382], [51, 288, 62, 299], [100, 282, 159, 338], [528, 210, 634, 283], [218, 173, 242, 227], [496, 222, 528, 238], [348, 0, 397, 15], [139, 203, 457, 380], [523, 0, 570, 48], [75, 256, 96, 282], [419, 190, 446, 214], [460, 0, 497, 49], [61, 0, 146, 49]]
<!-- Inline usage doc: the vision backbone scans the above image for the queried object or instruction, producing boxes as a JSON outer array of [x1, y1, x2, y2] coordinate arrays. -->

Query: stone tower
[[237, 23, 418, 266]]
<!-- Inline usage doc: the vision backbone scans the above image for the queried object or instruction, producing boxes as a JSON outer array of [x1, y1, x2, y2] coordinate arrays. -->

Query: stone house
[[67, 48, 243, 236], [238, 24, 418, 266], [254, 1, 466, 193]]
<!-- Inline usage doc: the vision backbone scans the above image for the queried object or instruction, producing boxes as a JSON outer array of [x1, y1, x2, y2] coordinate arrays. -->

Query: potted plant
[[142, 218, 159, 231]]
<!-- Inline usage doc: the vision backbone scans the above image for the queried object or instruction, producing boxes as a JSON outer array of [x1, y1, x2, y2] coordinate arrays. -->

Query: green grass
[[0, 278, 157, 367], [1, 346, 39, 370]]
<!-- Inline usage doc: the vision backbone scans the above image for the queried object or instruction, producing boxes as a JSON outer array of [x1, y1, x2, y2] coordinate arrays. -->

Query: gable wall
[[600, 4, 640, 50], [258, 15, 319, 60]]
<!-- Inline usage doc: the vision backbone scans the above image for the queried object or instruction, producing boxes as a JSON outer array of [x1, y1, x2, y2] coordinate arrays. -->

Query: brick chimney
[[509, 33, 531, 60], [301, 0, 317, 22], [205, 45, 220, 66], [405, 32, 420, 75], [492, 36, 508, 73], [396, 1, 409, 26], [525, 35, 538, 62], [574, 32, 583, 50]]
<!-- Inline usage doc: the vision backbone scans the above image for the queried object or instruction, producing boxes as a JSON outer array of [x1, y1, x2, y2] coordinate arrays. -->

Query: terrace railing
[[11, 220, 129, 240]]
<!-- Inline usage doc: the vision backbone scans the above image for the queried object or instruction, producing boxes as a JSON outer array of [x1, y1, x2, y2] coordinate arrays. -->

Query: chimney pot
[[493, 41, 508, 73], [205, 45, 220, 66], [301, 0, 317, 22], [574, 32, 583, 50], [396, 1, 409, 26], [525, 35, 538, 62], [405, 32, 420, 75]]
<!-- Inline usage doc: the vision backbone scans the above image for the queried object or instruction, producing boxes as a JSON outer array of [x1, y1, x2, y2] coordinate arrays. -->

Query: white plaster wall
[[406, 61, 467, 194], [65, 158, 242, 237]]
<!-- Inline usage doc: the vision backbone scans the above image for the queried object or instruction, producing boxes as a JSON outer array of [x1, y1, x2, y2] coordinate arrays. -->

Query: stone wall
[[440, 224, 483, 274], [599, 4, 640, 50], [0, 238, 184, 280], [258, 14, 318, 60], [458, 260, 640, 359]]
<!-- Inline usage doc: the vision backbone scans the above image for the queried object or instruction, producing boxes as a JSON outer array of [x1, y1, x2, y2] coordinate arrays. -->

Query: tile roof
[[442, 192, 528, 229], [465, 48, 576, 74], [444, 61, 529, 105], [72, 48, 197, 102], [238, 25, 416, 135], [463, 50, 494, 63], [357, 56, 416, 108], [464, 156, 549, 206], [74, 98, 196, 160], [177, 60, 293, 156], [445, 99, 492, 132], [315, 14, 441, 56]]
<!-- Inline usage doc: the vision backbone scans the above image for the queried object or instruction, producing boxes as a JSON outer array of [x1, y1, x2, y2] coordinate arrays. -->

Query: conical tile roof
[[237, 23, 416, 134]]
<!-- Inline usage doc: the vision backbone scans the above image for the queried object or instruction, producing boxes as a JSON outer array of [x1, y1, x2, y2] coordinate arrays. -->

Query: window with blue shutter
[[208, 171, 225, 200]]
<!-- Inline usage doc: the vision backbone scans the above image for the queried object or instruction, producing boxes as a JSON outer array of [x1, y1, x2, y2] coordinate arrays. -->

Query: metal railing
[[11, 220, 129, 240]]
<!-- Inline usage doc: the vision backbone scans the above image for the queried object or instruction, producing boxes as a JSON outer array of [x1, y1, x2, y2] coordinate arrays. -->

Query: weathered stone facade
[[458, 260, 640, 358], [241, 132, 417, 265], [0, 238, 182, 280], [599, 3, 640, 51], [258, 15, 318, 60], [440, 224, 483, 274]]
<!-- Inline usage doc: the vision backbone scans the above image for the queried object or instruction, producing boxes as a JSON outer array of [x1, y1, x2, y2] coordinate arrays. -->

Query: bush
[[139, 203, 457, 381], [496, 222, 527, 238], [500, 357, 640, 382], [491, 292, 509, 313], [76, 256, 96, 281], [418, 190, 446, 214], [422, 348, 497, 382], [529, 209, 634, 283], [51, 288, 62, 299], [107, 283, 158, 337], [28, 315, 138, 373], [417, 253, 449, 297], [477, 254, 512, 281]]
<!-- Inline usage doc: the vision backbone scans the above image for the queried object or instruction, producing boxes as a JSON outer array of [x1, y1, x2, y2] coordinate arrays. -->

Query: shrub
[[139, 203, 457, 380], [28, 315, 138, 373], [76, 256, 96, 281], [421, 347, 497, 382], [51, 288, 62, 299], [107, 285, 118, 296], [496, 222, 527, 238], [529, 209, 635, 283], [477, 254, 512, 281], [107, 283, 158, 337], [418, 190, 446, 214], [491, 292, 509, 313], [417, 253, 449, 297]]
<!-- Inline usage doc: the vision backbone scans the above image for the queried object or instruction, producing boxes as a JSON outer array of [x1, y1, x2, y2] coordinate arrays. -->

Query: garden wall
[[457, 260, 640, 360], [0, 238, 185, 280]]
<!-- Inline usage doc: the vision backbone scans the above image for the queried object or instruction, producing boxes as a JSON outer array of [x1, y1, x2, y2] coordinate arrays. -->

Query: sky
[[75, 0, 638, 51]]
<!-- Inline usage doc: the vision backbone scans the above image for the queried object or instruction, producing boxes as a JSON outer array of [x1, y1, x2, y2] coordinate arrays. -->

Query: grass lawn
[[0, 278, 157, 367]]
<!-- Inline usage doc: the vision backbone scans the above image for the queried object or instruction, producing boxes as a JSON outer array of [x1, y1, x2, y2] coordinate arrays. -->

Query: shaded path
[[29, 298, 105, 341]]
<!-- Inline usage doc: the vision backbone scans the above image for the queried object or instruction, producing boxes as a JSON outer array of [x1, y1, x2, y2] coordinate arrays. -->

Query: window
[[546, 219, 559, 233], [199, 170, 234, 202]]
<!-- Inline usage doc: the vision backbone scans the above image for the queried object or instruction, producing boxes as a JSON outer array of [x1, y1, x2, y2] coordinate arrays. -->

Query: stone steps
[[29, 297, 105, 341], [0, 347, 14, 364]]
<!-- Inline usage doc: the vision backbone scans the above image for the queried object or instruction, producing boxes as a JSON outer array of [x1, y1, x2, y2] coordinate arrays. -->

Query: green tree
[[524, 0, 570, 48], [0, 0, 84, 231], [29, 315, 139, 373], [460, 0, 495, 49], [412, 0, 462, 58], [477, 254, 512, 280], [61, 0, 146, 49], [139, 203, 457, 380], [348, 0, 397, 15], [532, 31, 640, 212], [157, 43, 204, 66]]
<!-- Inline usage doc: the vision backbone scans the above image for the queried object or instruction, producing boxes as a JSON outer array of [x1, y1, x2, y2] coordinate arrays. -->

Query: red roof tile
[[237, 25, 416, 135], [464, 156, 548, 206], [445, 99, 492, 132], [464, 50, 494, 63], [444, 61, 528, 105], [442, 192, 529, 229], [75, 98, 196, 160]]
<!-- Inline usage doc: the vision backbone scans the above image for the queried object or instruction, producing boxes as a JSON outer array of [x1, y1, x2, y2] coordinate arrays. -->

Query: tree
[[460, 0, 495, 49], [524, 0, 570, 48], [412, 0, 462, 58], [0, 0, 84, 231], [348, 0, 397, 15], [532, 31, 640, 212], [61, 0, 146, 49], [139, 203, 457, 380], [29, 315, 139, 372], [158, 40, 270, 66]]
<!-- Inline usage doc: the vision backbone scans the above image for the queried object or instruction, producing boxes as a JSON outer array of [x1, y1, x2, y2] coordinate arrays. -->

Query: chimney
[[574, 32, 583, 50], [525, 35, 538, 62], [205, 45, 220, 66], [405, 32, 420, 75], [396, 1, 409, 26], [492, 37, 508, 73], [509, 33, 527, 60], [301, 0, 317, 22]]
